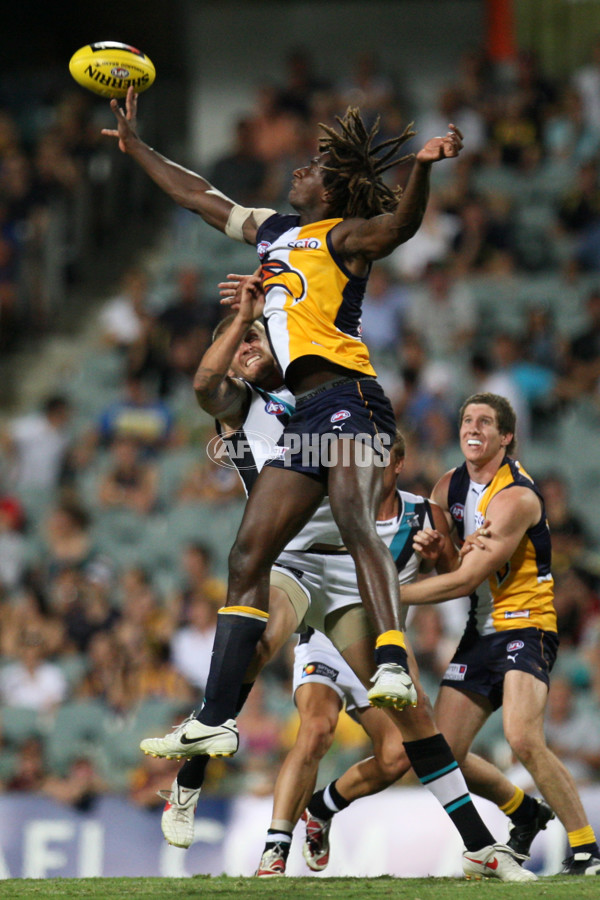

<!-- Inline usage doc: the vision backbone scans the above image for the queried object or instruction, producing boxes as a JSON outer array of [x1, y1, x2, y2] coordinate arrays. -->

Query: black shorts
[[265, 376, 396, 483], [440, 627, 559, 711]]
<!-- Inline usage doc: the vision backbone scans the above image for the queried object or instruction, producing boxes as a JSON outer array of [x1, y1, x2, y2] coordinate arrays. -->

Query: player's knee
[[374, 740, 410, 783], [253, 631, 274, 671], [228, 536, 268, 584], [505, 726, 541, 764], [298, 714, 336, 759]]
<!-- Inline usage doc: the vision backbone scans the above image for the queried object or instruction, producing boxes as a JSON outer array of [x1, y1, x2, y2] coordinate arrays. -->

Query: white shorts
[[292, 628, 369, 714], [275, 548, 359, 634]]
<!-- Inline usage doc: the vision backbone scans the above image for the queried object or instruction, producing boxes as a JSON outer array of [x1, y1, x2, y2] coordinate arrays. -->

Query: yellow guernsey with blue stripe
[[255, 213, 377, 380], [448, 457, 557, 635]]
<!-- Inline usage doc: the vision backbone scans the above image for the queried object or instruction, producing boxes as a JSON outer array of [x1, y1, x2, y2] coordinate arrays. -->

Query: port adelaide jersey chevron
[[255, 214, 377, 380]]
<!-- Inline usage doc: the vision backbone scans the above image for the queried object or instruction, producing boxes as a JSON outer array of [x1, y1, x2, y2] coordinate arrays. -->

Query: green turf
[[0, 875, 596, 899]]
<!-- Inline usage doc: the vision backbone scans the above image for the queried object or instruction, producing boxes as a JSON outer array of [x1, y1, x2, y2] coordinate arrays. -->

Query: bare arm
[[335, 125, 463, 262], [102, 88, 242, 236], [193, 275, 265, 426], [401, 487, 542, 605]]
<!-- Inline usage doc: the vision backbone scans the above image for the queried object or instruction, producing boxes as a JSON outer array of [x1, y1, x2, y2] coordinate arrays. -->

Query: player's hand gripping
[[219, 272, 265, 323], [101, 86, 140, 153], [416, 124, 463, 164], [459, 520, 492, 560], [412, 527, 446, 563]]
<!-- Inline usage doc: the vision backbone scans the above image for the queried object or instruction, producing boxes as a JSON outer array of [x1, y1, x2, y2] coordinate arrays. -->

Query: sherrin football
[[69, 42, 155, 99]]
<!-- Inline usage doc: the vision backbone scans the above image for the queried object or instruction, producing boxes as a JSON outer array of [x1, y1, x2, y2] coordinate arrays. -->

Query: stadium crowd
[[1, 41, 600, 813]]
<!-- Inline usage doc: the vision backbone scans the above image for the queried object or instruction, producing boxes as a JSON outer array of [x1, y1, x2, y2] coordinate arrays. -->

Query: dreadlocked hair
[[318, 107, 416, 219]]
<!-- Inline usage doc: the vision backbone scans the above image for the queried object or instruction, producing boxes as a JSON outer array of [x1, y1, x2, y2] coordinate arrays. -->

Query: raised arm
[[335, 125, 463, 262], [401, 486, 541, 606], [102, 88, 276, 242], [193, 275, 265, 428]]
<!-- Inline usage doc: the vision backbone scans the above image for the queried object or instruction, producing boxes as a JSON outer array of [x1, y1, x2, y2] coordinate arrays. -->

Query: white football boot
[[367, 663, 417, 710], [158, 779, 201, 848], [462, 843, 537, 881], [140, 713, 239, 760]]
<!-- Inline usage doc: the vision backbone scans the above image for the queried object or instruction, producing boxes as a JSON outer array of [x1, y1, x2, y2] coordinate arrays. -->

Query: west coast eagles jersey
[[255, 214, 377, 380], [447, 457, 557, 635]]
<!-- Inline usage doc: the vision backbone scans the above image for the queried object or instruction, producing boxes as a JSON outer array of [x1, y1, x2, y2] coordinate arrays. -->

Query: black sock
[[404, 733, 495, 852], [308, 780, 350, 820], [509, 792, 539, 825], [264, 828, 292, 857], [197, 610, 267, 726], [177, 755, 210, 790], [374, 643, 409, 669], [236, 681, 254, 715]]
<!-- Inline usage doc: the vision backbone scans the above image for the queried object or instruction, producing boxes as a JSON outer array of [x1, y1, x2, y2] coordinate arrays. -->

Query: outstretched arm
[[336, 125, 463, 262], [401, 487, 541, 605], [193, 275, 265, 425], [102, 88, 257, 238]]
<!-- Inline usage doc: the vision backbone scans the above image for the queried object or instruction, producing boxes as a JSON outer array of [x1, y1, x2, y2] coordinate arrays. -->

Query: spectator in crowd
[[389, 193, 461, 282], [97, 435, 159, 516], [172, 541, 226, 624], [6, 738, 47, 793], [0, 630, 68, 714], [404, 260, 477, 360], [539, 473, 592, 573], [34, 498, 98, 587], [95, 372, 175, 454], [544, 676, 600, 785], [176, 450, 245, 506], [0, 495, 27, 592], [98, 266, 153, 352], [566, 288, 600, 394], [360, 262, 409, 357], [209, 117, 269, 206], [1, 395, 72, 491], [42, 755, 107, 811], [552, 569, 599, 649], [572, 36, 600, 130], [543, 86, 600, 165], [169, 596, 219, 701]]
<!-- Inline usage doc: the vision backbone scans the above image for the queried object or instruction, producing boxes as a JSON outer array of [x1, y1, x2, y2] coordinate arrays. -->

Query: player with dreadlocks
[[105, 91, 463, 755]]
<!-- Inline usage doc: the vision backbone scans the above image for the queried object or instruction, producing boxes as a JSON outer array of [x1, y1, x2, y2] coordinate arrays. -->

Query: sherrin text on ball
[[69, 42, 155, 98]]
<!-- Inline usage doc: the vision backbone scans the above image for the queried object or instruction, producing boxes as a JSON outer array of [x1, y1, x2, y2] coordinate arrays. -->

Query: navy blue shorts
[[265, 376, 396, 483], [440, 627, 559, 711]]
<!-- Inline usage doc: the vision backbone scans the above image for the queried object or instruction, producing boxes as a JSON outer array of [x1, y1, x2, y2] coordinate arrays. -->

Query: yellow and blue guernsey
[[447, 456, 557, 635], [255, 214, 377, 380]]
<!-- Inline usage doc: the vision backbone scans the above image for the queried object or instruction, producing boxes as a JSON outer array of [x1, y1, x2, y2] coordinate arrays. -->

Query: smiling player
[[401, 392, 600, 876]]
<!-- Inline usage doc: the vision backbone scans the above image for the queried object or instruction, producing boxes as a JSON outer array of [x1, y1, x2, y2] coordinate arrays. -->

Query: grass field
[[0, 875, 597, 899]]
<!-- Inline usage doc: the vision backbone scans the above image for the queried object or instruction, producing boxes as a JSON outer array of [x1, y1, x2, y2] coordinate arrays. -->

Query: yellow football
[[69, 42, 156, 99]]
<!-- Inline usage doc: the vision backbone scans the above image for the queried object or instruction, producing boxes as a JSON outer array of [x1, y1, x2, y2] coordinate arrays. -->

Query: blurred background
[[1, 0, 600, 879]]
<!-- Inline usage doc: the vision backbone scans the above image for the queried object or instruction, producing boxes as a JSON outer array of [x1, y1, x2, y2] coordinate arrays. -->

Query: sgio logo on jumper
[[287, 238, 321, 250]]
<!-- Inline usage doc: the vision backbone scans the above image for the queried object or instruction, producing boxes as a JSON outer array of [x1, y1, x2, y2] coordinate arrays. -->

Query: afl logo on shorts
[[257, 241, 271, 258], [450, 503, 465, 522], [265, 399, 286, 415], [330, 409, 351, 423], [506, 640, 525, 653]]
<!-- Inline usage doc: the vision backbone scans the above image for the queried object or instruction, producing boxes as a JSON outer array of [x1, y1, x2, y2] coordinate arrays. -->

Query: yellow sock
[[375, 629, 406, 649], [219, 605, 269, 621], [568, 825, 597, 849], [499, 786, 524, 817]]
